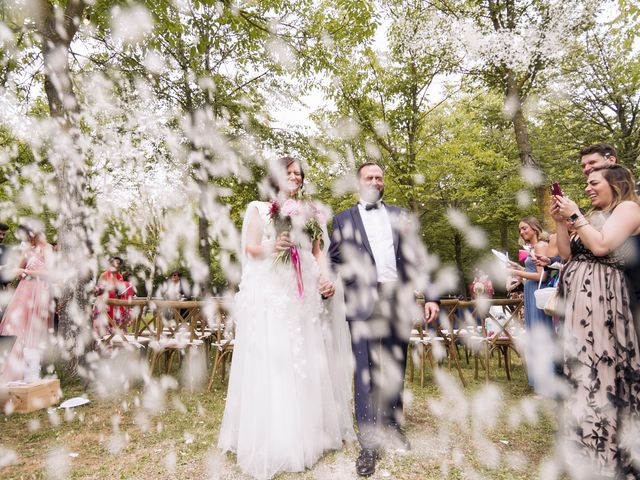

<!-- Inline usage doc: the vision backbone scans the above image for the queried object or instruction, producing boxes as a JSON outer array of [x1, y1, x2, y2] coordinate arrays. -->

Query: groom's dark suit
[[329, 201, 439, 449]]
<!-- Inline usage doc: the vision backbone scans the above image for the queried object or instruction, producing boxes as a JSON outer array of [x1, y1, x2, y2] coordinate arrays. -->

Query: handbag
[[534, 286, 556, 309], [533, 271, 564, 317], [543, 290, 564, 317]]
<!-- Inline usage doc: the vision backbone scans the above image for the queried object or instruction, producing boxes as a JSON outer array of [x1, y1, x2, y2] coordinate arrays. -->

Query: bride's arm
[[244, 205, 271, 259], [244, 204, 292, 259]]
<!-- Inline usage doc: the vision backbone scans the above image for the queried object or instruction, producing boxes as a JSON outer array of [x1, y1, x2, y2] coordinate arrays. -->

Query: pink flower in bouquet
[[281, 199, 300, 217], [309, 202, 327, 225]]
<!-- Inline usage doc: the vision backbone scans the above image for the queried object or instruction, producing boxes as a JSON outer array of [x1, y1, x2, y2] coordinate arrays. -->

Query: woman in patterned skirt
[[553, 164, 640, 479]]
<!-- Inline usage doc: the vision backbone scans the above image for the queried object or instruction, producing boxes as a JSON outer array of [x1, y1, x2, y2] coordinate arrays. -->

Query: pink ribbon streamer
[[290, 246, 304, 299]]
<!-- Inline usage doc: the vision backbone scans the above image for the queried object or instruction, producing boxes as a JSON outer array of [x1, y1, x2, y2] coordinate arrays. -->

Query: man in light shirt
[[329, 162, 440, 477]]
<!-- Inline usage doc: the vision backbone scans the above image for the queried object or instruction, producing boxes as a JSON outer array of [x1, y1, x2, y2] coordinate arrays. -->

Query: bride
[[217, 156, 355, 479]]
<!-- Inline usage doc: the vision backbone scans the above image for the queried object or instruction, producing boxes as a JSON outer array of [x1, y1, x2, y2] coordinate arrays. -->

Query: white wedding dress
[[217, 201, 355, 480]]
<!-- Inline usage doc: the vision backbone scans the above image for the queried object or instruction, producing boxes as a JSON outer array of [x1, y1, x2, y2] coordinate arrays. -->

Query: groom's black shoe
[[392, 428, 411, 452], [355, 448, 377, 477], [385, 425, 411, 452]]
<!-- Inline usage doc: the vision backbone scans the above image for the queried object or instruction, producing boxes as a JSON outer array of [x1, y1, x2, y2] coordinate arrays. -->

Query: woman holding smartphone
[[507, 216, 556, 395], [552, 165, 640, 479]]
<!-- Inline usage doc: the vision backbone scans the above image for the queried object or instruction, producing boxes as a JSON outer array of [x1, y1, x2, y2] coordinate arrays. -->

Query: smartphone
[[551, 181, 563, 197]]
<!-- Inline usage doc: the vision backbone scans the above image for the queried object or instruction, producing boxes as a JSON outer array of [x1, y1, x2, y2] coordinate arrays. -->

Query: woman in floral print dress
[[553, 164, 640, 479]]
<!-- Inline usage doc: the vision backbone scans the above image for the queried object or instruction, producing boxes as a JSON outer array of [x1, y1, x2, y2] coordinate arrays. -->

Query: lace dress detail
[[560, 210, 640, 479]]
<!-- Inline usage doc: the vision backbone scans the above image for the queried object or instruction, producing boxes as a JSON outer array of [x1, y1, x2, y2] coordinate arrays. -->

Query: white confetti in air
[[111, 5, 154, 45], [520, 166, 544, 186], [165, 447, 177, 475], [0, 446, 18, 468], [45, 447, 70, 480]]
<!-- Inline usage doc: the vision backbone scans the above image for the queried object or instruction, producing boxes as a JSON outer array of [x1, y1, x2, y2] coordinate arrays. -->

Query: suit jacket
[[328, 202, 439, 323]]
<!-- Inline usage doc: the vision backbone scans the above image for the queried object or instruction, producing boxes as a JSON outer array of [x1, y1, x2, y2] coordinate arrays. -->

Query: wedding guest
[[0, 221, 53, 382], [552, 164, 640, 478], [329, 162, 440, 477], [578, 142, 617, 176], [218, 157, 354, 479], [158, 271, 191, 322], [161, 271, 190, 301], [93, 256, 125, 335], [578, 143, 640, 346], [470, 269, 494, 299], [507, 217, 555, 395], [533, 211, 583, 270], [120, 271, 136, 328]]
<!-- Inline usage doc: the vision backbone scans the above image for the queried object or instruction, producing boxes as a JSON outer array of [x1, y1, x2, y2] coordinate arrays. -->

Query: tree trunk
[[405, 60, 419, 213], [183, 65, 214, 294], [453, 232, 466, 297], [500, 220, 509, 252], [198, 189, 213, 291], [505, 71, 547, 214], [34, 0, 90, 378]]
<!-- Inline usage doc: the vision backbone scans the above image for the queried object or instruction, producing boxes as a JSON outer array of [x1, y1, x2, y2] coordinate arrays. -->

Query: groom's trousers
[[348, 282, 411, 450]]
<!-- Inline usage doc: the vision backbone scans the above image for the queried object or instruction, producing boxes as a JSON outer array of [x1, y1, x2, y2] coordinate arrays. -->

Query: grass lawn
[[0, 349, 558, 479]]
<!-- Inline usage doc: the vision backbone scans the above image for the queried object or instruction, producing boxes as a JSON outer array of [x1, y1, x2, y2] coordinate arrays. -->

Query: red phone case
[[551, 182, 563, 197]]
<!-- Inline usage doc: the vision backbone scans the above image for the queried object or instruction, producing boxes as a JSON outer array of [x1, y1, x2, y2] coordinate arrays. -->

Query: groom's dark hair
[[356, 162, 384, 178]]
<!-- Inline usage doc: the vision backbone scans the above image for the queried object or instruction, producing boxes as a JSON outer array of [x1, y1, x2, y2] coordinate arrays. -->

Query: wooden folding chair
[[207, 303, 234, 391]]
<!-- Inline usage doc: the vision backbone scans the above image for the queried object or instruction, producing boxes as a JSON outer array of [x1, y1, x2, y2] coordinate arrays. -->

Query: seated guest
[[161, 271, 190, 301], [159, 271, 191, 322]]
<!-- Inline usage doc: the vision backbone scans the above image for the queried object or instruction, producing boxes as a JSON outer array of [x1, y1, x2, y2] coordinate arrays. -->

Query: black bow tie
[[365, 202, 380, 211]]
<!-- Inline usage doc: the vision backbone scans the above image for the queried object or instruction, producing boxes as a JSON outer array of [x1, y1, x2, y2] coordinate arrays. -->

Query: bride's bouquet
[[268, 199, 326, 263], [268, 198, 327, 299]]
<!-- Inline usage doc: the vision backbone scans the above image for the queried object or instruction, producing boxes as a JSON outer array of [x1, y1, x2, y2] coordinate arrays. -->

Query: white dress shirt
[[358, 201, 398, 282]]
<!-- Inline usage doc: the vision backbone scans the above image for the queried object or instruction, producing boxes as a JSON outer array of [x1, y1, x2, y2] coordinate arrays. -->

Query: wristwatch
[[569, 213, 580, 223]]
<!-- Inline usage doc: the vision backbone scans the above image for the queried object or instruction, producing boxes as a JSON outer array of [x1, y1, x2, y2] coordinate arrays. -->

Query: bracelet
[[574, 218, 589, 229]]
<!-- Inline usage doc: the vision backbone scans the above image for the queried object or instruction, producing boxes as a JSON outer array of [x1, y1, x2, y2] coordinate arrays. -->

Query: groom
[[329, 162, 440, 477]]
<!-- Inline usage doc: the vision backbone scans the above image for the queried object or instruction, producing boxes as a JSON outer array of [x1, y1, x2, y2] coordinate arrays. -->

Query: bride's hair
[[268, 156, 305, 195]]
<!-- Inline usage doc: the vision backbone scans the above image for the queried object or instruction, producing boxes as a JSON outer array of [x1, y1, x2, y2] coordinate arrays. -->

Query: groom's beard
[[360, 186, 384, 204]]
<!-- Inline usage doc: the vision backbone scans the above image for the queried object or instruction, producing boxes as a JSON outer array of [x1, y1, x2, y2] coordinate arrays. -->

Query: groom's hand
[[424, 301, 439, 324], [318, 277, 335, 298]]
